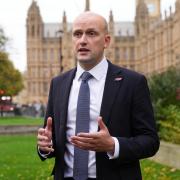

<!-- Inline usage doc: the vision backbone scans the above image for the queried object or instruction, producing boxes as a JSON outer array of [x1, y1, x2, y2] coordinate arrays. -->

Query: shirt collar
[[76, 57, 108, 81]]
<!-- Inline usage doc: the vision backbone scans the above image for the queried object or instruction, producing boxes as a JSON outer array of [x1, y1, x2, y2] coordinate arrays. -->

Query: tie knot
[[81, 72, 92, 82]]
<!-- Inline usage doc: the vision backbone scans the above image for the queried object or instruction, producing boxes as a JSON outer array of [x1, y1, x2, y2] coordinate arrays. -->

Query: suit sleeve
[[117, 75, 159, 163], [38, 79, 56, 161]]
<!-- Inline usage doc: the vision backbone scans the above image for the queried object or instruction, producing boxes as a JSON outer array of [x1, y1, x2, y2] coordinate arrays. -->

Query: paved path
[[0, 125, 40, 135]]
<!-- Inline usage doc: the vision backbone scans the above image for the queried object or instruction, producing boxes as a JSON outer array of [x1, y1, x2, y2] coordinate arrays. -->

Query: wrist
[[107, 137, 119, 159], [108, 137, 115, 154]]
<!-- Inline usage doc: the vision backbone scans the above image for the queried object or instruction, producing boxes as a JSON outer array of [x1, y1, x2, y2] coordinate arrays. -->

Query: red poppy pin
[[114, 77, 123, 81]]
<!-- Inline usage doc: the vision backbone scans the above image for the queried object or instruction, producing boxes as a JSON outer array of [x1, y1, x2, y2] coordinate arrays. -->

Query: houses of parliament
[[19, 0, 180, 104]]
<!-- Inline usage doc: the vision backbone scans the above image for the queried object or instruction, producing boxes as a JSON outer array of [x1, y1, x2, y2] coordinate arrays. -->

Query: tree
[[0, 51, 24, 97], [0, 28, 8, 51]]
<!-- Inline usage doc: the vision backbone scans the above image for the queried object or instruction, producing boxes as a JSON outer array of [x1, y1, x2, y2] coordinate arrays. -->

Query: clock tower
[[136, 0, 161, 20]]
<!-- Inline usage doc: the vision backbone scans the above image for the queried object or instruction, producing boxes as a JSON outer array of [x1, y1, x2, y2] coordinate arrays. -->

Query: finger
[[98, 116, 107, 130], [71, 136, 94, 143], [38, 141, 53, 147], [77, 132, 98, 138], [39, 146, 54, 153], [37, 134, 49, 141], [71, 139, 94, 150], [71, 136, 98, 150], [38, 128, 45, 135], [45, 117, 52, 132]]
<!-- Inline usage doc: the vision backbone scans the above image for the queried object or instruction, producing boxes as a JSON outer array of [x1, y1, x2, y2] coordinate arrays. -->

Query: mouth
[[78, 48, 90, 53]]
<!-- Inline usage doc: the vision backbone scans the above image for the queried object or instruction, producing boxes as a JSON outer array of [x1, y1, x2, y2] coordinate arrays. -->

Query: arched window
[[31, 25, 35, 37]]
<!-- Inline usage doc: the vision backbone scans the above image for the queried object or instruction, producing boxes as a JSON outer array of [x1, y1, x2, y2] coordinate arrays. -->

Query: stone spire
[[136, 0, 149, 19], [106, 10, 115, 64], [62, 11, 67, 32], [135, 0, 149, 36], [26, 0, 43, 39], [63, 11, 67, 24], [28, 0, 41, 16], [109, 10, 114, 22], [109, 10, 114, 34], [85, 0, 90, 11]]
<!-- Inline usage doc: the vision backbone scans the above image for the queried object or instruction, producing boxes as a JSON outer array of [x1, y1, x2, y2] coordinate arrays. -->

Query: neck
[[78, 57, 104, 71]]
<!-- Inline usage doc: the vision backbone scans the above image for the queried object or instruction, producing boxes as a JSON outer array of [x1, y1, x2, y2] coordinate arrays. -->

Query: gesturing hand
[[70, 116, 115, 153], [37, 117, 54, 153]]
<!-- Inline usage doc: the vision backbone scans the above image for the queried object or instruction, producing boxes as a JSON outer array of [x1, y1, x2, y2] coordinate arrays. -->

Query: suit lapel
[[100, 62, 123, 125], [53, 69, 76, 169], [56, 69, 76, 131]]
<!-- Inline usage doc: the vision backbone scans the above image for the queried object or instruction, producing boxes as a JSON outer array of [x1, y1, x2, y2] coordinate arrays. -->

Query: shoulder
[[108, 61, 148, 90], [109, 61, 145, 80], [122, 67, 145, 81], [51, 68, 76, 83]]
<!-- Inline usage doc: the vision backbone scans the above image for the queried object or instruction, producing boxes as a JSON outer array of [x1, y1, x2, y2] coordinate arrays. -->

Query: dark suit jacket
[[39, 61, 159, 180]]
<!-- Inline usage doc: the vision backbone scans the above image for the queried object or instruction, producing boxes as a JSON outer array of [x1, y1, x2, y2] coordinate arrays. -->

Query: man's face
[[72, 14, 110, 69]]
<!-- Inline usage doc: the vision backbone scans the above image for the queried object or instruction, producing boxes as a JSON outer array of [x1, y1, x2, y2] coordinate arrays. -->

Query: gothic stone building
[[24, 0, 180, 104]]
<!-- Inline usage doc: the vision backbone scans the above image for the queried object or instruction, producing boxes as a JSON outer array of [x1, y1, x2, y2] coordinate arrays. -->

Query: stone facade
[[23, 0, 180, 104]]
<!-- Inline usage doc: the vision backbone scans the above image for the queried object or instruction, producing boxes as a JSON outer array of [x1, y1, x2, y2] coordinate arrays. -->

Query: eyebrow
[[73, 28, 98, 33]]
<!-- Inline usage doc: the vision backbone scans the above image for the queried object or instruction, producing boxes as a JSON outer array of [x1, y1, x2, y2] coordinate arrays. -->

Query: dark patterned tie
[[73, 71, 92, 180]]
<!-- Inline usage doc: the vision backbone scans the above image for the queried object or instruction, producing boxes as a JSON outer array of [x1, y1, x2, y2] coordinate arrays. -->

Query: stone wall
[[151, 141, 180, 170], [0, 125, 40, 135]]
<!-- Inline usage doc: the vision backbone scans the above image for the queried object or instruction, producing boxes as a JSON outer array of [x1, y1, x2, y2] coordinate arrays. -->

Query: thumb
[[98, 116, 107, 130], [45, 117, 52, 132]]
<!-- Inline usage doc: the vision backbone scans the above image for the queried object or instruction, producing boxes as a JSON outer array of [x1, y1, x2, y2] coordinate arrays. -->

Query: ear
[[104, 34, 111, 49]]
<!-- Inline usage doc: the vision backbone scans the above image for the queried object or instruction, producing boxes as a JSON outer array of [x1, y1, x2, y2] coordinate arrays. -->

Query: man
[[37, 12, 159, 180]]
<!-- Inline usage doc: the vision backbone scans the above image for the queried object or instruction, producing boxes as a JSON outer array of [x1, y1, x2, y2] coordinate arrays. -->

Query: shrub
[[149, 67, 180, 109], [158, 105, 180, 144]]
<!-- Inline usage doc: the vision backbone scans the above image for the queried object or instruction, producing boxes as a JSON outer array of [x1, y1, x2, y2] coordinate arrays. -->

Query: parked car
[[0, 96, 14, 113]]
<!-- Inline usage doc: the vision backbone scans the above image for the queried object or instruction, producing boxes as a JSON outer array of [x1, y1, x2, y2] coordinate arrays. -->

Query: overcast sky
[[0, 0, 176, 72]]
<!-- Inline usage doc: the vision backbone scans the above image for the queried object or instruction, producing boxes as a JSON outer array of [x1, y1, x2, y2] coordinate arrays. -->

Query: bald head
[[73, 11, 109, 34], [72, 11, 111, 70]]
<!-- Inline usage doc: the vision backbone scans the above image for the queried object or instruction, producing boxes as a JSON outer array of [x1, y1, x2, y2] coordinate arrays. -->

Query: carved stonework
[[22, 0, 180, 104]]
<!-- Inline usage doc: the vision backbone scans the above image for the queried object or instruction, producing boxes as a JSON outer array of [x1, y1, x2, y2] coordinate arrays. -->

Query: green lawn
[[0, 117, 180, 179], [141, 159, 180, 180], [0, 135, 53, 180], [0, 135, 180, 180], [0, 116, 43, 126]]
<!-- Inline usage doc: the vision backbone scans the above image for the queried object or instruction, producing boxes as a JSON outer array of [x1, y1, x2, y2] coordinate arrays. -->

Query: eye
[[73, 31, 82, 38], [87, 31, 96, 37]]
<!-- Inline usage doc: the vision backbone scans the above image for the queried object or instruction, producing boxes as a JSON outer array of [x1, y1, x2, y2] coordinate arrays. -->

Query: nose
[[79, 33, 87, 45]]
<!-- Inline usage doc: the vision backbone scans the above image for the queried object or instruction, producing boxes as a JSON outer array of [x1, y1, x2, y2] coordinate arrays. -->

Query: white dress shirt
[[64, 58, 119, 178]]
